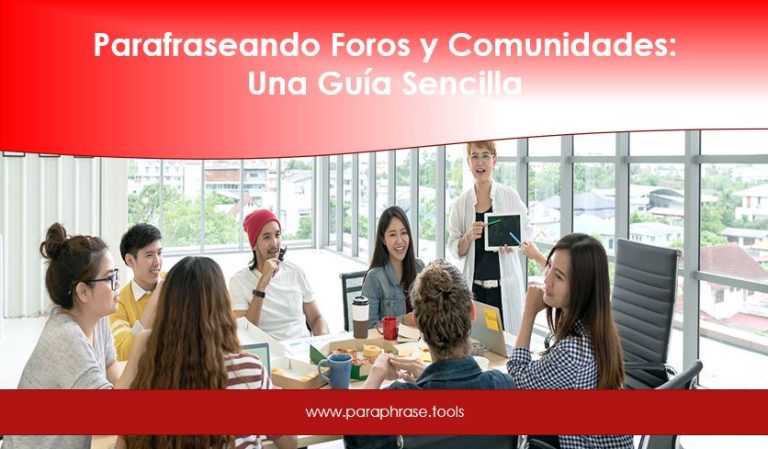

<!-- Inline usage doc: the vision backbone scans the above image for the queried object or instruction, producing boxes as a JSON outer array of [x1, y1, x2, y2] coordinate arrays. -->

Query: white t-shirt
[[229, 260, 314, 341]]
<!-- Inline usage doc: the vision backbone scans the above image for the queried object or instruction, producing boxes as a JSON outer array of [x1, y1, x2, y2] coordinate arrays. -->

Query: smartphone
[[278, 246, 287, 261]]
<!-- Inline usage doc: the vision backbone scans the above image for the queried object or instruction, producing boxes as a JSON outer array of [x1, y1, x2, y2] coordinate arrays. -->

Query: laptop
[[470, 300, 510, 357], [241, 342, 271, 375]]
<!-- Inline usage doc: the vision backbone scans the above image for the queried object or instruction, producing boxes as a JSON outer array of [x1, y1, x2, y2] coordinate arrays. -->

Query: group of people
[[6, 140, 633, 449]]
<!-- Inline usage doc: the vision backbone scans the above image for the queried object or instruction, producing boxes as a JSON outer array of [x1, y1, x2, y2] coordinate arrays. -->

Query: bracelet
[[252, 289, 266, 299]]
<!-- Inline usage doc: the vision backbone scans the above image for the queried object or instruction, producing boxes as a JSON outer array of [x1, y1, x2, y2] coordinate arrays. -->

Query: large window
[[122, 131, 768, 390]]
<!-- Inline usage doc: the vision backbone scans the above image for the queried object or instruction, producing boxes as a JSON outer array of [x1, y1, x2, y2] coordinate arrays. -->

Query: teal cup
[[318, 353, 352, 389]]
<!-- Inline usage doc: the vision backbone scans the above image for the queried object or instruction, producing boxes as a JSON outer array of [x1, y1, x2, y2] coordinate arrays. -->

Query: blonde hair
[[466, 140, 497, 158]]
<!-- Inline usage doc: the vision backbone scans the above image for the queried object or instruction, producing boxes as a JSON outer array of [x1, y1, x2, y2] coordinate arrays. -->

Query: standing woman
[[507, 233, 632, 449], [361, 205, 424, 328], [119, 256, 296, 449], [448, 140, 541, 334], [5, 223, 137, 449]]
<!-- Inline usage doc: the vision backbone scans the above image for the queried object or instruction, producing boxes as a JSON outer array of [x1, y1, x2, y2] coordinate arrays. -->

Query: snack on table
[[333, 347, 358, 359], [363, 345, 382, 358]]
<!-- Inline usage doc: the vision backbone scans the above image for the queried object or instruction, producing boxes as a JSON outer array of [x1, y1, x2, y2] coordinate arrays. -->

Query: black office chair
[[401, 435, 517, 449], [525, 361, 703, 449], [638, 359, 703, 449], [345, 435, 518, 449], [611, 239, 681, 389], [340, 270, 368, 331]]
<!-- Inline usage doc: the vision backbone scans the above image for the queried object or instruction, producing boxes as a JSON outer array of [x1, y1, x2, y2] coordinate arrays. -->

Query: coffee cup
[[317, 353, 352, 389], [375, 316, 399, 341], [352, 296, 370, 339]]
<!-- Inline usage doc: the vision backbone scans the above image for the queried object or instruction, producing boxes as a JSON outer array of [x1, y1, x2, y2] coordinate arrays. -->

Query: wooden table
[[91, 328, 515, 449], [91, 434, 335, 449]]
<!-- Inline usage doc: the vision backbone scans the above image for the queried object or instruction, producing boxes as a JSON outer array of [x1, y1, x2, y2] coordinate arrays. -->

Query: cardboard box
[[310, 338, 398, 380], [271, 357, 327, 390]]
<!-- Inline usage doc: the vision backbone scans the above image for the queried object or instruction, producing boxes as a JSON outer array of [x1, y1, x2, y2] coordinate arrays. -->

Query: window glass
[[630, 131, 685, 156], [629, 164, 684, 251], [418, 147, 438, 261], [528, 136, 561, 156], [203, 160, 241, 251], [281, 157, 313, 245], [574, 163, 616, 255], [574, 133, 615, 156], [702, 130, 768, 155], [528, 162, 561, 244]]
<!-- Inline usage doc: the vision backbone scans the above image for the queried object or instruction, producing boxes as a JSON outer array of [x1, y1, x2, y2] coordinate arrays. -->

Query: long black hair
[[369, 206, 418, 293]]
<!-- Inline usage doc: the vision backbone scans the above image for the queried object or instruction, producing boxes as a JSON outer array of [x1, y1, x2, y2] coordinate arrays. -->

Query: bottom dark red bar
[[0, 389, 764, 435]]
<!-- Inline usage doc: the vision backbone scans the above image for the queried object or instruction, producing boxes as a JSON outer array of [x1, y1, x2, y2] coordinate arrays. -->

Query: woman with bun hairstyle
[[5, 223, 139, 449], [507, 233, 632, 449], [118, 256, 296, 449], [364, 259, 516, 389], [344, 260, 517, 449], [361, 205, 424, 327]]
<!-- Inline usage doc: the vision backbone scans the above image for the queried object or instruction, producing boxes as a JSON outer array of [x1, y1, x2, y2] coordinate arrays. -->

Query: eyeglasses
[[85, 269, 120, 292], [469, 152, 494, 161]]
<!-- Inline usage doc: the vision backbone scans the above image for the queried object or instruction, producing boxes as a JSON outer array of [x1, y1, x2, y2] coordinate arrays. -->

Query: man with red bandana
[[229, 209, 329, 340]]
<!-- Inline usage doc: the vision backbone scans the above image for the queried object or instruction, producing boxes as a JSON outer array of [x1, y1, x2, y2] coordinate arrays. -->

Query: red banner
[[0, 389, 765, 435], [2, 1, 768, 158]]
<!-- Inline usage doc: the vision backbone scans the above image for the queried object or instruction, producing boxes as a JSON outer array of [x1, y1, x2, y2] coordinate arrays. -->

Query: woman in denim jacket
[[361, 206, 424, 328]]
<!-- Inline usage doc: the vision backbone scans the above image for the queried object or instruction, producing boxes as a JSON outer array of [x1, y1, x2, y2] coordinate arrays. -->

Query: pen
[[488, 219, 501, 226], [508, 232, 521, 245]]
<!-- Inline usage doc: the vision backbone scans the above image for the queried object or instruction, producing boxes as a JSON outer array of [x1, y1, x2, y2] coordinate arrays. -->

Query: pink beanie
[[243, 209, 281, 249]]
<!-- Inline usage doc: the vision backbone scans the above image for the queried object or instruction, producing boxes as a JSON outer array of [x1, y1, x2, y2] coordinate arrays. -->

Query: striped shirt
[[225, 353, 274, 449]]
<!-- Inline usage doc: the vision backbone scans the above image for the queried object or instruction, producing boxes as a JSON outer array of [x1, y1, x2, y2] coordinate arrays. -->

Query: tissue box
[[271, 357, 327, 390], [309, 338, 398, 380]]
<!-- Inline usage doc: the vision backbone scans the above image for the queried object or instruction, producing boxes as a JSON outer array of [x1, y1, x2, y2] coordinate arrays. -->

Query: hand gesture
[[520, 240, 541, 259], [262, 257, 280, 279], [371, 353, 399, 381], [524, 284, 547, 316], [464, 221, 484, 241], [389, 355, 427, 381]]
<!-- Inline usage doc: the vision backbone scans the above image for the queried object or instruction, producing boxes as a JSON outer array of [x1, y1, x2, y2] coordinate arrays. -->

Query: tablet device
[[241, 342, 271, 375], [484, 213, 521, 251]]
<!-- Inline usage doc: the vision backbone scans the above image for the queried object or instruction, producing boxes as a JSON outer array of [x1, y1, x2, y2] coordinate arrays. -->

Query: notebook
[[241, 342, 271, 375], [470, 300, 509, 357]]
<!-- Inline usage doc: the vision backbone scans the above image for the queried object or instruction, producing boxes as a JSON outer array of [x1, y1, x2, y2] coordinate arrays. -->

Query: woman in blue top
[[507, 233, 632, 449], [361, 205, 424, 328]]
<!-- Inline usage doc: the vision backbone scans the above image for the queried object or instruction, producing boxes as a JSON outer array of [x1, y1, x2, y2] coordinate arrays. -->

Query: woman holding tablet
[[448, 140, 544, 334]]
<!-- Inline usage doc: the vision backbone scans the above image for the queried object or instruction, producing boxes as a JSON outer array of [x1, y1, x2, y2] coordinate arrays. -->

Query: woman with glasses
[[448, 140, 544, 335], [5, 223, 139, 449], [118, 256, 296, 449]]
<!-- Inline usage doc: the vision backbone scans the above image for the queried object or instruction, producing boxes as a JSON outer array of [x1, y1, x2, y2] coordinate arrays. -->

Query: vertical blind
[[1, 154, 101, 318]]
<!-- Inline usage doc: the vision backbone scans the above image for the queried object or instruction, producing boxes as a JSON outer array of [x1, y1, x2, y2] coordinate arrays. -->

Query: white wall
[[0, 154, 119, 318]]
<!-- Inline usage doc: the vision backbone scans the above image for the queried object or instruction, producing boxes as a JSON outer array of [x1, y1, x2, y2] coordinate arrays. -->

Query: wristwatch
[[252, 289, 266, 298]]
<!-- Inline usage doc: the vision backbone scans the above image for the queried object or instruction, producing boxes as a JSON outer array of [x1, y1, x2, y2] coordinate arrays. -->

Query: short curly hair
[[410, 260, 473, 358]]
